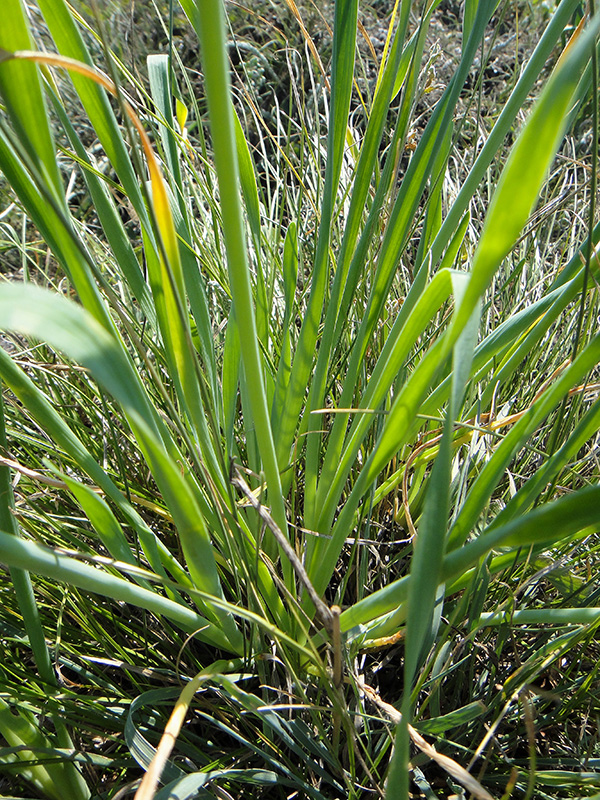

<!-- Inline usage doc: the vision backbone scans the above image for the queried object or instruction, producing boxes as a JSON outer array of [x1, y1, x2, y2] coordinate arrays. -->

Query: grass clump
[[0, 0, 599, 797]]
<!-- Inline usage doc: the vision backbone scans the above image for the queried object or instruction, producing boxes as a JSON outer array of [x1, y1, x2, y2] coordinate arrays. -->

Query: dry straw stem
[[400, 371, 600, 537], [231, 464, 336, 635], [0, 48, 180, 275], [357, 679, 495, 800], [0, 455, 171, 517], [282, 0, 329, 89], [133, 662, 233, 800], [0, 50, 155, 171]]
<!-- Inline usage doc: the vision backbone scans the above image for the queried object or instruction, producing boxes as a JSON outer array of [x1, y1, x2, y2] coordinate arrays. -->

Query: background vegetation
[[0, 0, 599, 798]]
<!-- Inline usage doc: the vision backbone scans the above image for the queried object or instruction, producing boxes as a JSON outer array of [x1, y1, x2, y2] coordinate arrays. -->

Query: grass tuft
[[0, 0, 599, 797]]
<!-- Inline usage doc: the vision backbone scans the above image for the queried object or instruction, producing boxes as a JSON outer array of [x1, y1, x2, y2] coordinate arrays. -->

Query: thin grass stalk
[[273, 0, 358, 469], [313, 13, 600, 599], [387, 275, 480, 796], [184, 0, 289, 559], [447, 330, 600, 550], [0, 529, 237, 651], [35, 0, 153, 231], [310, 0, 497, 546], [545, 6, 599, 460], [429, 0, 585, 268], [0, 281, 241, 648], [337, 325, 600, 637], [0, 384, 91, 798], [301, 6, 419, 527], [0, 386, 53, 686]]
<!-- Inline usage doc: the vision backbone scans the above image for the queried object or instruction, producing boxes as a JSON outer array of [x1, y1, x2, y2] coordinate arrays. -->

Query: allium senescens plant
[[0, 0, 599, 797]]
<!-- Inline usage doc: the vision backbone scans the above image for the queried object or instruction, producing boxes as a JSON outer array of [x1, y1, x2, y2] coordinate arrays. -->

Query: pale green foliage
[[0, 0, 599, 797]]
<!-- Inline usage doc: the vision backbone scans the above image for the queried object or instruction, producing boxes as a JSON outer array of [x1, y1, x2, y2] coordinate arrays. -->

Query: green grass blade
[[386, 276, 480, 796], [301, 10, 423, 525], [148, 53, 184, 202], [492, 396, 600, 528], [0, 346, 186, 591], [233, 107, 269, 347], [0, 698, 87, 800], [0, 0, 63, 202], [0, 283, 241, 648], [451, 18, 600, 335], [340, 323, 600, 631], [443, 485, 600, 580], [233, 107, 261, 247], [272, 223, 298, 427], [273, 0, 359, 467], [48, 94, 156, 325], [0, 117, 116, 332], [421, 266, 589, 423], [0, 531, 235, 651], [448, 330, 600, 550], [186, 0, 288, 552], [58, 472, 143, 568], [430, 0, 583, 267], [308, 268, 452, 560], [0, 385, 91, 800], [222, 316, 241, 456], [338, 475, 600, 640], [478, 608, 600, 627], [462, 0, 481, 53], [309, 10, 600, 606], [0, 387, 55, 688], [312, 0, 495, 529], [139, 220, 222, 484], [36, 0, 151, 230], [147, 51, 222, 420]]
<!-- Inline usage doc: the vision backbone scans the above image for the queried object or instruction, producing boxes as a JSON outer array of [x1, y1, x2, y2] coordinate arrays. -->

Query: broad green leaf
[[0, 530, 235, 651], [0, 284, 241, 648], [442, 485, 600, 580], [187, 0, 288, 557], [430, 0, 583, 267], [58, 471, 140, 567], [451, 15, 600, 335], [0, 698, 88, 800], [0, 0, 63, 202], [36, 0, 151, 230]]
